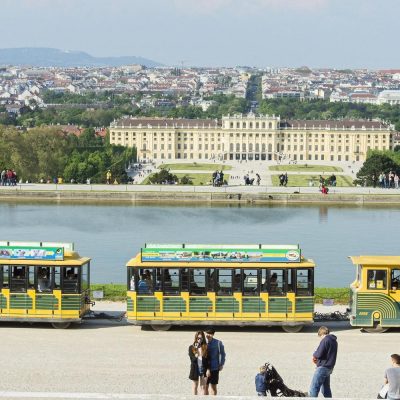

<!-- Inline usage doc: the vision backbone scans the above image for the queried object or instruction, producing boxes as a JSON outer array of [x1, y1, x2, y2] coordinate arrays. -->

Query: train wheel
[[51, 322, 71, 329], [150, 324, 172, 331], [282, 325, 304, 333], [362, 324, 388, 333]]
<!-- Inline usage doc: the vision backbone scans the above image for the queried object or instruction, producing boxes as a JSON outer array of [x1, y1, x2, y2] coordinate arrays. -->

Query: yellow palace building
[[109, 114, 393, 163]]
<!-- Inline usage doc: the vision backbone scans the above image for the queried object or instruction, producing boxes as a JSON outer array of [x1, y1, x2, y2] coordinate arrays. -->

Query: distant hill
[[0, 47, 163, 68]]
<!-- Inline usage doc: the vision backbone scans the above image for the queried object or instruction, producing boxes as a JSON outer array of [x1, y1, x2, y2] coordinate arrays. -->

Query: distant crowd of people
[[212, 170, 225, 187], [0, 169, 17, 186], [278, 173, 288, 186], [244, 173, 261, 185], [376, 171, 400, 189]]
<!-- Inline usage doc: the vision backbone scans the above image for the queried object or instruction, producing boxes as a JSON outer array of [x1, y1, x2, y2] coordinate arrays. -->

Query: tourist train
[[0, 241, 399, 332]]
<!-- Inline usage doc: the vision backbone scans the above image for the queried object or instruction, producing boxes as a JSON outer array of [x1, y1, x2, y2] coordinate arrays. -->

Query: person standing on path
[[384, 354, 400, 400], [204, 327, 226, 396], [188, 331, 210, 395], [309, 326, 338, 398]]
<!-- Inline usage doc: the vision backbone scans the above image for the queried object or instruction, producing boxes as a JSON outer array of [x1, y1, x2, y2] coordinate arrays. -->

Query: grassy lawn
[[142, 173, 229, 185], [315, 288, 350, 304], [160, 163, 232, 171], [271, 174, 353, 187], [90, 284, 126, 301], [269, 164, 343, 172]]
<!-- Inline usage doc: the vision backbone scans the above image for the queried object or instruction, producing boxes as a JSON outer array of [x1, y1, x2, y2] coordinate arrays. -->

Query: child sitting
[[255, 365, 268, 396]]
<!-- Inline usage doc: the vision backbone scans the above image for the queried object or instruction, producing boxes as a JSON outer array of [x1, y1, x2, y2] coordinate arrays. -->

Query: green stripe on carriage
[[36, 295, 59, 310], [269, 298, 292, 313], [163, 297, 186, 312], [127, 298, 134, 312], [354, 293, 400, 326], [61, 295, 81, 310], [0, 293, 7, 309], [137, 296, 160, 312], [295, 297, 314, 313], [242, 298, 266, 313], [10, 294, 33, 309], [189, 297, 213, 312], [216, 297, 239, 313]]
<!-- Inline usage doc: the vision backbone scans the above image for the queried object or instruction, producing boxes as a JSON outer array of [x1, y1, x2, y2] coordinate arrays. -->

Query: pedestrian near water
[[309, 326, 338, 398], [384, 354, 400, 400], [205, 327, 226, 396], [188, 331, 210, 395]]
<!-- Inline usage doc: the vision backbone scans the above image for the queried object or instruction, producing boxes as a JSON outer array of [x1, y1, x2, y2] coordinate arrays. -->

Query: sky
[[0, 0, 398, 69]]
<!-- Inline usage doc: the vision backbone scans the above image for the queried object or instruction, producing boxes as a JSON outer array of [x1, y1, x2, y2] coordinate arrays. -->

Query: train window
[[207, 269, 216, 292], [28, 267, 35, 289], [243, 269, 258, 296], [269, 269, 285, 296], [190, 269, 206, 295], [261, 269, 267, 292], [287, 269, 294, 292], [62, 267, 79, 294], [81, 263, 89, 291], [233, 269, 241, 292], [181, 268, 189, 292], [137, 268, 154, 294], [0, 266, 7, 288], [296, 269, 312, 296], [128, 268, 135, 291], [367, 269, 387, 290], [163, 268, 180, 295], [217, 269, 233, 296], [391, 269, 400, 290], [54, 267, 61, 289], [10, 266, 27, 292], [37, 266, 52, 292]]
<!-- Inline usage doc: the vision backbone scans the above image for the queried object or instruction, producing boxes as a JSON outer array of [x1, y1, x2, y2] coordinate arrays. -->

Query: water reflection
[[319, 206, 328, 223], [0, 201, 399, 287]]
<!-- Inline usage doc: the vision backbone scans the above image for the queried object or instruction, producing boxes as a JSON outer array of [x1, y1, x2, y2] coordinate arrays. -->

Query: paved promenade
[[0, 182, 399, 195], [0, 302, 396, 399]]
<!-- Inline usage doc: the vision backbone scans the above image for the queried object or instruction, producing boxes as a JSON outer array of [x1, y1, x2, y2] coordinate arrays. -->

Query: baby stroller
[[263, 362, 307, 397]]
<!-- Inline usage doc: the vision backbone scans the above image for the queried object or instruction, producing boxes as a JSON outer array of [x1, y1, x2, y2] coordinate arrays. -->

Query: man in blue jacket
[[309, 326, 338, 398], [205, 327, 226, 396]]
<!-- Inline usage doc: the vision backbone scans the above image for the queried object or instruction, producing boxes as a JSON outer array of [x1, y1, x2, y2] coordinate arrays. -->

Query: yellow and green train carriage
[[349, 256, 400, 333], [126, 244, 315, 332], [0, 241, 91, 328]]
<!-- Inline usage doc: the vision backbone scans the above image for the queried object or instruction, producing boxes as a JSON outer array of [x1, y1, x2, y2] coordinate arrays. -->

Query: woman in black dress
[[188, 330, 209, 395]]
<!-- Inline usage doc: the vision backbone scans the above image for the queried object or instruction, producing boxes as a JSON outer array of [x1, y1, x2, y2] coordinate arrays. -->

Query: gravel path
[[0, 302, 396, 398]]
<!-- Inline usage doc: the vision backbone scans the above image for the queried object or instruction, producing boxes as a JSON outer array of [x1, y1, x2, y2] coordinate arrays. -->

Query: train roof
[[126, 253, 315, 268], [349, 256, 400, 266], [0, 251, 90, 266]]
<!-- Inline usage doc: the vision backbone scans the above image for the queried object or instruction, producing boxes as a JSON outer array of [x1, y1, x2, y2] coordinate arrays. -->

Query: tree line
[[2, 94, 399, 130], [0, 126, 136, 183]]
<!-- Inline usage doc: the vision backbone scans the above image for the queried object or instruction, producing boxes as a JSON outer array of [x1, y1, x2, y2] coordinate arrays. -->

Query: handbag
[[377, 384, 389, 399]]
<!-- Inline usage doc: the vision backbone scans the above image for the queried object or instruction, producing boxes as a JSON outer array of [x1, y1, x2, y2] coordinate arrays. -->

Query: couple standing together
[[188, 327, 226, 396]]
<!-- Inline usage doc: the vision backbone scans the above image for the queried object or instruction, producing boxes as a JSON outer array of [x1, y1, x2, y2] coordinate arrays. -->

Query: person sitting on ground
[[255, 365, 268, 397], [384, 353, 400, 400]]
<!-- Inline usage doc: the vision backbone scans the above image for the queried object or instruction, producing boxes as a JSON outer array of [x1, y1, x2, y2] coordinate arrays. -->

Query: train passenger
[[138, 274, 149, 294], [38, 268, 51, 292]]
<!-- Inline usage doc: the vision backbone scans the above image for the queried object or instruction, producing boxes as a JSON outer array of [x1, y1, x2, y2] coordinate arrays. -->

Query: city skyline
[[1, 0, 399, 69]]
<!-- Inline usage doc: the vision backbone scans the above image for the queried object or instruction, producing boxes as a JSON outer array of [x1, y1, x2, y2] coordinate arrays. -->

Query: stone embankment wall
[[1, 189, 400, 205]]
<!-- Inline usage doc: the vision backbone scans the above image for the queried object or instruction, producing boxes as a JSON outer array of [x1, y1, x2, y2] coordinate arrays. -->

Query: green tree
[[356, 153, 399, 186]]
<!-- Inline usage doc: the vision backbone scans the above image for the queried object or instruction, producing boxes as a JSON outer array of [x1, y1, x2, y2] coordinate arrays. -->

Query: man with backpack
[[204, 327, 226, 395]]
